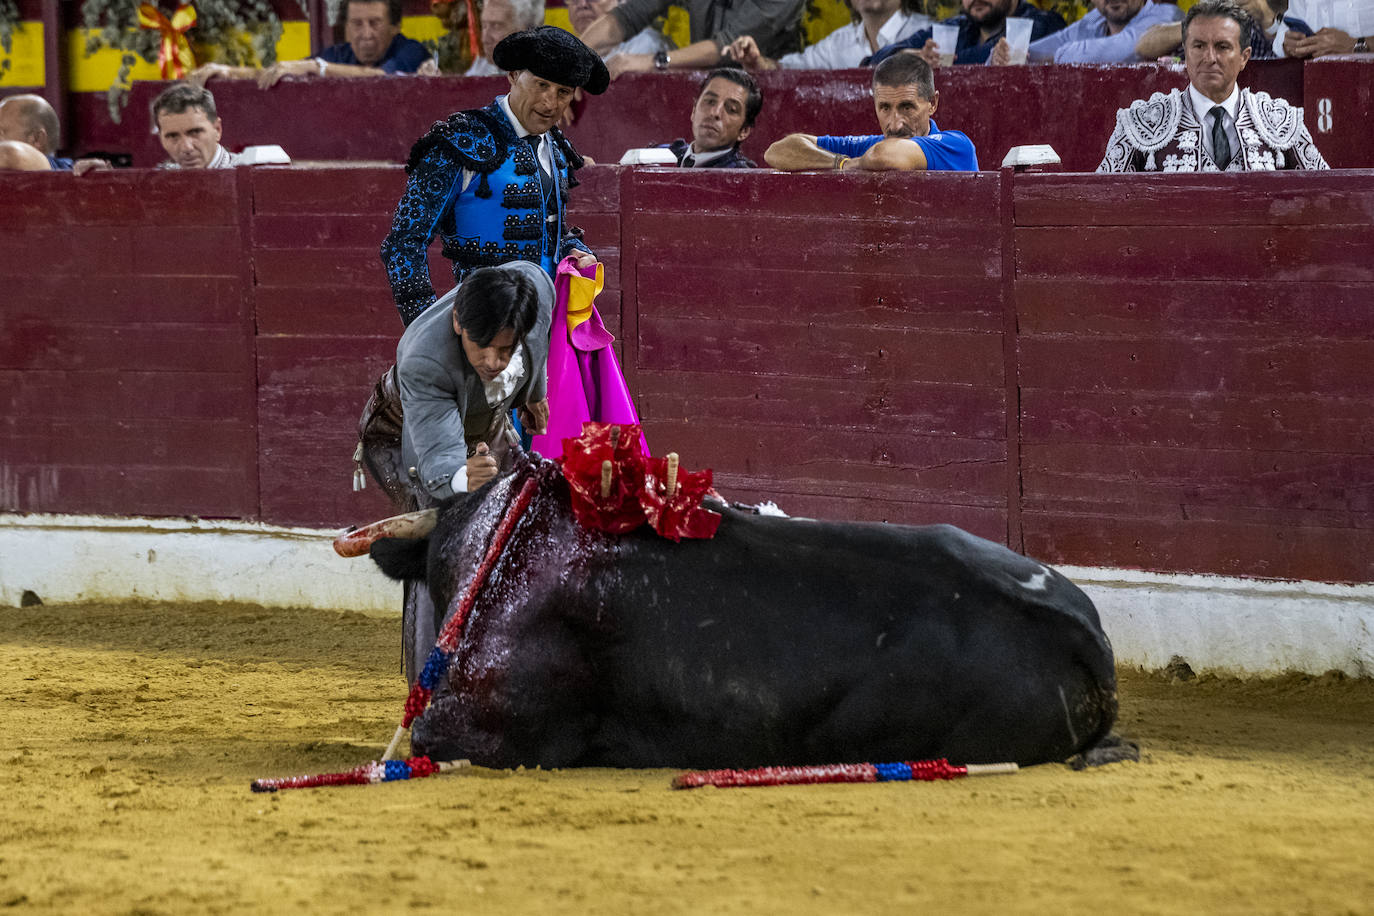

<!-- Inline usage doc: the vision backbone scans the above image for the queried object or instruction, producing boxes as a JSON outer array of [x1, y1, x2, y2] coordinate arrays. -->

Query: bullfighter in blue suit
[[380, 26, 609, 327]]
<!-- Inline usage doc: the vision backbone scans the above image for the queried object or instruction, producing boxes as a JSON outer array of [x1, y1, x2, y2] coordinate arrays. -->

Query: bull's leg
[[401, 580, 441, 685]]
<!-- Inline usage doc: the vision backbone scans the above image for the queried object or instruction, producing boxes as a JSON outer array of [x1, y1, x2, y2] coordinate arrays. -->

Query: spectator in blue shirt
[[867, 0, 1065, 67], [765, 53, 978, 172], [1027, 0, 1181, 63], [191, 0, 429, 89]]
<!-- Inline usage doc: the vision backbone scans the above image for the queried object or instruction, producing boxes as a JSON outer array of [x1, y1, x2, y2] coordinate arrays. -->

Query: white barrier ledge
[[2, 514, 1371, 677], [1062, 565, 1374, 678], [0, 513, 399, 614]]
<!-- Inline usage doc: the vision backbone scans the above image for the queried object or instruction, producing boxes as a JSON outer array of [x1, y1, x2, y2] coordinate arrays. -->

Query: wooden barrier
[[2, 166, 1371, 583], [0, 169, 259, 518]]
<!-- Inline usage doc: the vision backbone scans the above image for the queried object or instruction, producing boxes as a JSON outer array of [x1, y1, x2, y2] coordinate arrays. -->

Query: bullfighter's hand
[[467, 443, 499, 491], [989, 37, 1011, 66], [519, 399, 549, 436], [571, 250, 598, 270]]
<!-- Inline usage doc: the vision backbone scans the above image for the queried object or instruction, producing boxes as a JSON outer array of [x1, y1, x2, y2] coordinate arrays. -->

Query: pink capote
[[530, 256, 650, 460]]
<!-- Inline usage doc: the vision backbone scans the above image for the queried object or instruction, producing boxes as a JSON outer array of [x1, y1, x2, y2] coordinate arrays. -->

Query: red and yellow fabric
[[137, 3, 197, 80]]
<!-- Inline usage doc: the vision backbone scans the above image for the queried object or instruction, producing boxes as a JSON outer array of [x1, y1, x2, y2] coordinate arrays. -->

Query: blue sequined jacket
[[380, 100, 590, 326]]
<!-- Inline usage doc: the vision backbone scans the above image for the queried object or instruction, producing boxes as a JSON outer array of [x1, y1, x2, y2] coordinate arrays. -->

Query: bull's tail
[[370, 537, 431, 582]]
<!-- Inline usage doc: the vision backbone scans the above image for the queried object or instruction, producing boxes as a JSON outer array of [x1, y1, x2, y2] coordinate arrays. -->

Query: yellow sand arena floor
[[2, 602, 1371, 914]]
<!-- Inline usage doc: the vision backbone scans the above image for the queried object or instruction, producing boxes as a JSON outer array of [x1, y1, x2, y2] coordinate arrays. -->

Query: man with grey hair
[[765, 52, 977, 171], [465, 0, 546, 75], [1098, 0, 1327, 170], [0, 94, 68, 169]]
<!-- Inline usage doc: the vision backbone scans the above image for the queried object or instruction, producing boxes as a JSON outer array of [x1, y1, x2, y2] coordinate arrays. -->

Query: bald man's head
[[0, 94, 60, 155]]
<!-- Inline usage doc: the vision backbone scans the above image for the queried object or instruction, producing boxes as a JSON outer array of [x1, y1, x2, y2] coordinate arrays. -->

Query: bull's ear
[[369, 538, 430, 582]]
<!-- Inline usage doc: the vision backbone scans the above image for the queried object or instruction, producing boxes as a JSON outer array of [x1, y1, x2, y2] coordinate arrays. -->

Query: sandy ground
[[2, 601, 1371, 915]]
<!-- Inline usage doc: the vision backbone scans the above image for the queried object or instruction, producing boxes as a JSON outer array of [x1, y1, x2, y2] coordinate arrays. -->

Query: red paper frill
[[560, 422, 649, 534], [642, 457, 721, 542], [558, 422, 720, 540]]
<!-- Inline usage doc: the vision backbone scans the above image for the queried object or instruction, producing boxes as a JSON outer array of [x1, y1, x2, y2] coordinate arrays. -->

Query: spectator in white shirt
[[1282, 0, 1373, 55], [466, 0, 545, 76], [724, 0, 931, 70], [568, 0, 674, 60]]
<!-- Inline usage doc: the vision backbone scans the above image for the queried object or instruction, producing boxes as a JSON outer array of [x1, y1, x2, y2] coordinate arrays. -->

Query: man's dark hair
[[151, 83, 218, 128], [1182, 0, 1254, 49], [873, 51, 935, 101], [340, 0, 404, 26], [453, 266, 540, 347], [698, 66, 763, 129]]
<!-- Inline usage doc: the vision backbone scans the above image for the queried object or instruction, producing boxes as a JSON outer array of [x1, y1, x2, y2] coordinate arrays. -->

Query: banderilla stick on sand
[[251, 757, 470, 793], [672, 759, 1018, 789], [251, 474, 541, 792]]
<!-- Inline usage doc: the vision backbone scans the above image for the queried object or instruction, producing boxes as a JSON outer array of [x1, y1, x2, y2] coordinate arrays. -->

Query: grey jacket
[[397, 261, 553, 500], [610, 0, 803, 58]]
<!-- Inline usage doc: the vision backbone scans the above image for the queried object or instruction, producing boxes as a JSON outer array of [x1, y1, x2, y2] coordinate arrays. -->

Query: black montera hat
[[492, 26, 610, 95]]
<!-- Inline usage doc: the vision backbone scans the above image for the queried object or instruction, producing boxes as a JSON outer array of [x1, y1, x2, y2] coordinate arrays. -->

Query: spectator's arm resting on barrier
[[72, 158, 113, 176], [851, 137, 928, 171], [766, 133, 843, 171], [189, 62, 260, 86], [1135, 22, 1182, 59]]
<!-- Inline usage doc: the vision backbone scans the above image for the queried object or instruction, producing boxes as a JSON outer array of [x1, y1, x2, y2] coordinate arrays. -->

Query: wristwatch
[[653, 50, 670, 70], [1355, 36, 1369, 52]]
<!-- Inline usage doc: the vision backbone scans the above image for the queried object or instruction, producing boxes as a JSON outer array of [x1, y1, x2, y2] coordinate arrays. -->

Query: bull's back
[[583, 512, 1117, 768]]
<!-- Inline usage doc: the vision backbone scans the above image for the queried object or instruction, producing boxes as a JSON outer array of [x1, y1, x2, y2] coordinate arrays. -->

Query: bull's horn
[[333, 508, 439, 558], [609, 425, 621, 450], [600, 459, 613, 499], [666, 452, 679, 497]]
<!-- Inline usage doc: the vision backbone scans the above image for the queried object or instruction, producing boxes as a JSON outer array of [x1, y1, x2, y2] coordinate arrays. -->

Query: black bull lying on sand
[[370, 456, 1121, 770]]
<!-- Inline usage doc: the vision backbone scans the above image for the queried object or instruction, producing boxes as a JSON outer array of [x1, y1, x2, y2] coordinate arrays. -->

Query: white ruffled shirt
[[449, 347, 526, 494]]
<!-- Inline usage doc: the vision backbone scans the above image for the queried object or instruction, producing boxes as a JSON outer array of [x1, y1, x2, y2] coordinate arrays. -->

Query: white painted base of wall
[[2, 514, 1370, 677], [1061, 566, 1373, 678], [0, 513, 399, 614]]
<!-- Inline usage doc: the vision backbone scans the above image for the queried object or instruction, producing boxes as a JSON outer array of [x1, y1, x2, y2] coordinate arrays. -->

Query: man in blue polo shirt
[[764, 53, 978, 172]]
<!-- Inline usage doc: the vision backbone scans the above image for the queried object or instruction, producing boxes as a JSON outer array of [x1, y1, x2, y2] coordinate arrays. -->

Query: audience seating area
[[50, 58, 1369, 170]]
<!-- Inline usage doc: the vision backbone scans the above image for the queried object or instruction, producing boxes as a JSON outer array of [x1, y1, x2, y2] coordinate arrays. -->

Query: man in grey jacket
[[398, 260, 553, 502], [578, 0, 804, 77]]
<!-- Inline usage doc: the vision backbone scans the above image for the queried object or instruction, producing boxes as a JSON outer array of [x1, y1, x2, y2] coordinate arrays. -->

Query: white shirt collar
[[685, 144, 734, 166], [873, 9, 917, 47], [498, 94, 536, 140], [1188, 82, 1240, 123]]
